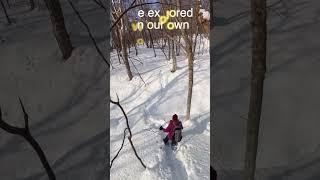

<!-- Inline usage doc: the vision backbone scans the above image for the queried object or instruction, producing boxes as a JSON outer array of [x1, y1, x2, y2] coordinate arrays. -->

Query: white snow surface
[[110, 39, 210, 180], [0, 1, 107, 179]]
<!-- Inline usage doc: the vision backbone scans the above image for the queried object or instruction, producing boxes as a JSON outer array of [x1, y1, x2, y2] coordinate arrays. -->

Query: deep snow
[[110, 38, 210, 180], [0, 1, 108, 179]]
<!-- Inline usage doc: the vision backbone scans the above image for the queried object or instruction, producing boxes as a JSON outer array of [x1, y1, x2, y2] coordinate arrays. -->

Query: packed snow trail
[[110, 41, 210, 180]]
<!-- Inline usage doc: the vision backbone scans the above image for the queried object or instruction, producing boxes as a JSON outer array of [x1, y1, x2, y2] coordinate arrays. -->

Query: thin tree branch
[[110, 95, 147, 168], [0, 0, 11, 24], [110, 128, 128, 168], [92, 0, 107, 12], [19, 97, 29, 131], [164, 34, 187, 52], [110, 94, 132, 136], [0, 98, 56, 180], [0, 108, 25, 135], [127, 136, 146, 167], [129, 56, 143, 65], [129, 57, 147, 86], [67, 0, 111, 67], [155, 41, 169, 60]]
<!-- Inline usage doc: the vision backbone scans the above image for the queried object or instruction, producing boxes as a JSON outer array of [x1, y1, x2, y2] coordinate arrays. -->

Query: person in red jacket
[[159, 114, 183, 146]]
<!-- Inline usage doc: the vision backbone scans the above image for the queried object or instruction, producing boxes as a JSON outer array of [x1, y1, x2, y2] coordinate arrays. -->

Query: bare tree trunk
[[114, 28, 122, 64], [43, 0, 73, 60], [118, 3, 133, 81], [244, 0, 267, 179], [176, 0, 194, 121], [0, 0, 11, 24], [116, 48, 122, 64], [185, 44, 194, 121], [128, 30, 138, 56], [148, 30, 156, 57], [119, 28, 133, 80], [176, 36, 181, 56], [30, 0, 35, 10], [170, 39, 177, 73], [168, 38, 171, 59]]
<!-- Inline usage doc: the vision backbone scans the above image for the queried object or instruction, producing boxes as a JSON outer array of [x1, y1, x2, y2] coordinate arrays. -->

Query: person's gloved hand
[[159, 126, 163, 130]]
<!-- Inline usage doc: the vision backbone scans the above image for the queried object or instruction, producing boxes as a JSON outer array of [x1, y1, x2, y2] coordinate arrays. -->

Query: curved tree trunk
[[43, 0, 73, 59]]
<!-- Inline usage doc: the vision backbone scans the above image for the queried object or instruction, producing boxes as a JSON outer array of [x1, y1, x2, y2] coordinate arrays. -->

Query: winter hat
[[172, 114, 178, 121]]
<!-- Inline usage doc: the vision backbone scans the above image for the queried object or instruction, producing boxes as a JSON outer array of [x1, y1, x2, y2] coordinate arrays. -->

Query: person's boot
[[171, 140, 177, 150]]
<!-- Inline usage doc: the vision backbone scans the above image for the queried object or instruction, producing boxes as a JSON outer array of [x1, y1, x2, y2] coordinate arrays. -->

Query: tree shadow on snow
[[17, 131, 107, 180]]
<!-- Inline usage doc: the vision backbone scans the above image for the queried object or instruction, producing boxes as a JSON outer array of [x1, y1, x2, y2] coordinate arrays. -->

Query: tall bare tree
[[114, 1, 133, 80], [170, 39, 177, 72], [0, 0, 11, 24], [244, 0, 267, 179], [43, 0, 73, 60], [175, 0, 195, 121]]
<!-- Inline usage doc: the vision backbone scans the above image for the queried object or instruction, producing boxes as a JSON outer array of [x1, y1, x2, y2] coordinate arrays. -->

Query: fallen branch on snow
[[110, 128, 128, 168], [110, 94, 147, 169]]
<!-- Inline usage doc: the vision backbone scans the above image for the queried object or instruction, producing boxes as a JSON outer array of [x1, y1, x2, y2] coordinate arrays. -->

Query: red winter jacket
[[163, 119, 181, 140]]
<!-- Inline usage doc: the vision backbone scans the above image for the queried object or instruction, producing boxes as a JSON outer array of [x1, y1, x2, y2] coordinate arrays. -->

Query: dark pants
[[163, 136, 176, 146], [210, 166, 217, 180]]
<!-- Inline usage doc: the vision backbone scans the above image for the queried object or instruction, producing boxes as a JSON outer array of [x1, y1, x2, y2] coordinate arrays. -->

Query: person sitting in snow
[[159, 114, 183, 146]]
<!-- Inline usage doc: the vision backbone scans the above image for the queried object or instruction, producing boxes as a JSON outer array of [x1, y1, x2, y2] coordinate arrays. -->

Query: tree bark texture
[[43, 0, 73, 59], [244, 0, 267, 179]]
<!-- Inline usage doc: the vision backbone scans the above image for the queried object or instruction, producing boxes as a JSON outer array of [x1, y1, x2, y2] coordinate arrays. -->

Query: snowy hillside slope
[[110, 40, 210, 179], [213, 0, 320, 179], [0, 1, 108, 179]]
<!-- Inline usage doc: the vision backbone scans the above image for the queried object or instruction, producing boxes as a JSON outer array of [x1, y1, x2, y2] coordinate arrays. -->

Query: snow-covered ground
[[0, 1, 108, 179], [110, 39, 210, 179]]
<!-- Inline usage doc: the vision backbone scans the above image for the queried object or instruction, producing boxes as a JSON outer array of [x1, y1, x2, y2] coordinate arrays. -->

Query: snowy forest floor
[[110, 40, 210, 180], [0, 1, 107, 179]]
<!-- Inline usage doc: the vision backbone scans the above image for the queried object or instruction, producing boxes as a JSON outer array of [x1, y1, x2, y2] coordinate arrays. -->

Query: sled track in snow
[[163, 146, 189, 180]]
